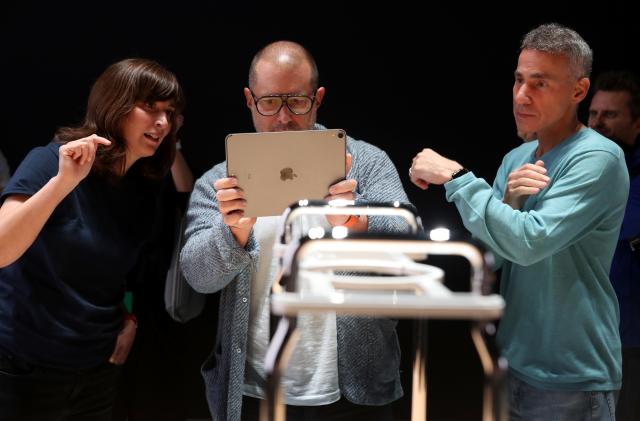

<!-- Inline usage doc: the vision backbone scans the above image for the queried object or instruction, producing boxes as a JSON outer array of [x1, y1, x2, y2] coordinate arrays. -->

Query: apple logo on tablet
[[280, 167, 297, 181]]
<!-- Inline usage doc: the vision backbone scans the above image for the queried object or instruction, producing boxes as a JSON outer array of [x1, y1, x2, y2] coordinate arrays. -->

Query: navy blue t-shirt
[[0, 142, 159, 369]]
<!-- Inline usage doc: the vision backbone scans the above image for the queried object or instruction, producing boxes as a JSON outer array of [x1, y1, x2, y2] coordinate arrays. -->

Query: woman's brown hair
[[56, 58, 185, 179]]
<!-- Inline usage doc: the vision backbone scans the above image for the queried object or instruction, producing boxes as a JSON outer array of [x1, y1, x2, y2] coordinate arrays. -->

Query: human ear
[[573, 77, 590, 103], [244, 88, 253, 109], [314, 87, 326, 108]]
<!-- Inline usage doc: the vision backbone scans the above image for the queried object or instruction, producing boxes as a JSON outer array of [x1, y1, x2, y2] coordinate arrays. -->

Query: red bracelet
[[124, 313, 138, 327], [341, 215, 359, 228]]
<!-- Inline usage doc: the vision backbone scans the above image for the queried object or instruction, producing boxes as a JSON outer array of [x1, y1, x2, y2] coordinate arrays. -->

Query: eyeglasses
[[250, 89, 317, 116]]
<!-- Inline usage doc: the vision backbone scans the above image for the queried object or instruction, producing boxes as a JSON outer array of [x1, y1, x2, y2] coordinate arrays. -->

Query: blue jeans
[[0, 350, 120, 421], [508, 372, 617, 421]]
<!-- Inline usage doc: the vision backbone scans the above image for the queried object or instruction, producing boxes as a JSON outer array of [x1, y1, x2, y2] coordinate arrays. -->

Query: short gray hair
[[521, 23, 593, 79]]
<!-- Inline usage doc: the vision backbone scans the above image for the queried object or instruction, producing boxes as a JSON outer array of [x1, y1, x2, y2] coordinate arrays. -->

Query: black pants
[[0, 350, 120, 421], [617, 347, 640, 421], [242, 395, 394, 421]]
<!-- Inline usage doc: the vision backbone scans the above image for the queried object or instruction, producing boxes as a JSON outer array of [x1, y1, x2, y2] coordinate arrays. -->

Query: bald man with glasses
[[180, 40, 412, 421]]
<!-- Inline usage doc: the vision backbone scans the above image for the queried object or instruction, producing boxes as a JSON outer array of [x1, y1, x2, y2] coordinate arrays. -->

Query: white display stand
[[261, 202, 508, 421]]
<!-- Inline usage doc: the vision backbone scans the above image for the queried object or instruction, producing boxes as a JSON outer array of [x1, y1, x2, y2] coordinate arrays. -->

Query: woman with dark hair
[[0, 58, 185, 420]]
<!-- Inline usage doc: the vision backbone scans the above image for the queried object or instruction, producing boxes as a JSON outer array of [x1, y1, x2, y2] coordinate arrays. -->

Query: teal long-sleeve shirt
[[445, 128, 628, 391]]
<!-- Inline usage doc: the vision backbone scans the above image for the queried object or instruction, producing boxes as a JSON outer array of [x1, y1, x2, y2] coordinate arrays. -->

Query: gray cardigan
[[181, 128, 412, 421]]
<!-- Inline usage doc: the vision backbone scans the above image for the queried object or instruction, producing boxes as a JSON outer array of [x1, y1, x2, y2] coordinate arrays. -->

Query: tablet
[[225, 129, 347, 217]]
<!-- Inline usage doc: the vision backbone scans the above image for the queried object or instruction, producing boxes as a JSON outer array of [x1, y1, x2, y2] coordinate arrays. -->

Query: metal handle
[[285, 239, 485, 295], [276, 201, 423, 246]]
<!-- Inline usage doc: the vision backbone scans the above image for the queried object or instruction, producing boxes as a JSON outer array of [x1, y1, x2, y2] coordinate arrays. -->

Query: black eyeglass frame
[[249, 89, 318, 116]]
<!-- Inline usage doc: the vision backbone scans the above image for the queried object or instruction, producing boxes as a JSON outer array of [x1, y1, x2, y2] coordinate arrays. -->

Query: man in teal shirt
[[409, 23, 628, 420]]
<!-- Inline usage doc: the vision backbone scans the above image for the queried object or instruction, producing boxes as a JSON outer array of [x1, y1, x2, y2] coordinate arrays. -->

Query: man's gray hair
[[521, 23, 593, 79]]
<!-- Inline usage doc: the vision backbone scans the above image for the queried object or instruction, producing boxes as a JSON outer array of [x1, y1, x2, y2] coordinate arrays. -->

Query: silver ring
[[408, 167, 413, 178]]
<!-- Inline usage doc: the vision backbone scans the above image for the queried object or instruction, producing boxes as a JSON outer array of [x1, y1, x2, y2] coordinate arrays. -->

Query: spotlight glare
[[308, 226, 325, 239], [331, 225, 348, 239], [429, 227, 450, 242], [327, 198, 355, 207]]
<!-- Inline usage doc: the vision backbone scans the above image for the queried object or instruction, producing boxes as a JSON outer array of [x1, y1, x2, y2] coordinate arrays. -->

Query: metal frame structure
[[261, 202, 508, 421]]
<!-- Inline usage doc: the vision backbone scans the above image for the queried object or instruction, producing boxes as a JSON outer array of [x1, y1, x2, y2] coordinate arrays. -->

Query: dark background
[[2, 2, 638, 420], [3, 1, 639, 233]]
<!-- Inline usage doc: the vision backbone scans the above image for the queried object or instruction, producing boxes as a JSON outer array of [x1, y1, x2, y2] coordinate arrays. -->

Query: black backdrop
[[2, 2, 638, 419], [3, 1, 639, 234]]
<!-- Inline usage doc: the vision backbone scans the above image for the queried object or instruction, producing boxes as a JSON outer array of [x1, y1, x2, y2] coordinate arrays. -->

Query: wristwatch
[[450, 167, 469, 180]]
